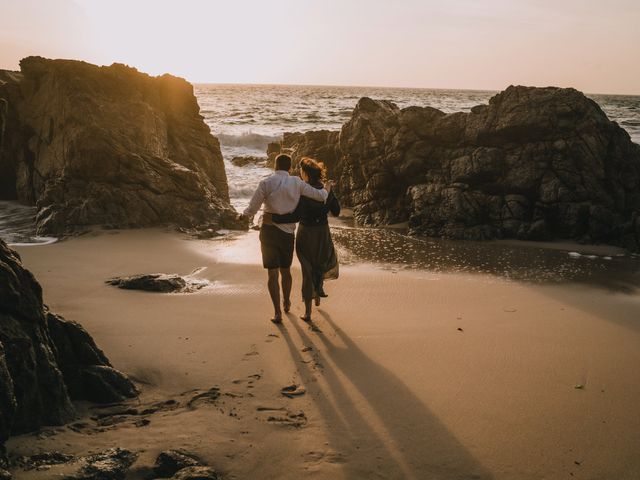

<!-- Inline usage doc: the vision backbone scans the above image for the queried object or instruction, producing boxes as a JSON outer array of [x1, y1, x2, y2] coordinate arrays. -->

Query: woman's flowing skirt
[[296, 224, 339, 301]]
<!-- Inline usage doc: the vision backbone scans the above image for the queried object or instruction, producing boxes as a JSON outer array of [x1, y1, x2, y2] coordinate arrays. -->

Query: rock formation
[[0, 239, 136, 449], [106, 273, 208, 293], [0, 56, 240, 235], [276, 87, 640, 250]]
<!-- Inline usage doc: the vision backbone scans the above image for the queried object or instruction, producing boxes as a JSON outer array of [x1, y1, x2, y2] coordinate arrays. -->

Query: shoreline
[[5, 228, 640, 479]]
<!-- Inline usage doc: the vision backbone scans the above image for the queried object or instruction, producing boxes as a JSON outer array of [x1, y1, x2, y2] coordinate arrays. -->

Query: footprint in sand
[[304, 450, 346, 464], [243, 344, 260, 359], [266, 411, 307, 428], [281, 384, 306, 398], [257, 406, 307, 428], [187, 387, 221, 409]]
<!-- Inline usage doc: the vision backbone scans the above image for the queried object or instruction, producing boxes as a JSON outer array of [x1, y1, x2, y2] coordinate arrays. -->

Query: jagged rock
[[229, 156, 267, 167], [0, 56, 239, 235], [276, 87, 640, 250], [0, 239, 137, 448], [0, 240, 74, 437], [47, 313, 138, 403], [12, 451, 74, 470], [106, 274, 207, 293], [67, 448, 137, 480], [153, 450, 202, 478], [0, 468, 10, 480], [169, 466, 220, 480]]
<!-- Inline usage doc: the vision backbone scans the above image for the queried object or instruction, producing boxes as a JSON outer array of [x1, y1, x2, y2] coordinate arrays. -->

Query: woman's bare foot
[[271, 312, 283, 324], [314, 296, 321, 306], [283, 299, 291, 313], [299, 315, 312, 322]]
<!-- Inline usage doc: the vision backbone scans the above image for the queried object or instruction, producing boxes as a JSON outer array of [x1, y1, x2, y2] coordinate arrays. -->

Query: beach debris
[[106, 273, 208, 293], [281, 384, 306, 398], [457, 327, 464, 332], [301, 346, 313, 352], [153, 450, 202, 478], [568, 252, 581, 258], [503, 308, 517, 313], [574, 384, 585, 389]]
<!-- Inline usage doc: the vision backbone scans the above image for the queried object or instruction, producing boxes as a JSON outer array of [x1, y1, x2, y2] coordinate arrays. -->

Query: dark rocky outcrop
[[169, 466, 220, 480], [0, 239, 137, 448], [65, 448, 138, 480], [153, 450, 202, 478], [106, 274, 207, 293], [275, 87, 640, 250], [229, 156, 267, 167], [0, 56, 240, 235]]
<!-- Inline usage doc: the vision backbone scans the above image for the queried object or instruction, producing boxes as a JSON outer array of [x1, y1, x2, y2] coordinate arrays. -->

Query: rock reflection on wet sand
[[330, 226, 640, 293]]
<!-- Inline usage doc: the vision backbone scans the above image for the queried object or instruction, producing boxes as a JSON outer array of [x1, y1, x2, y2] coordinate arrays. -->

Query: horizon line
[[2, 58, 639, 97], [190, 80, 640, 98]]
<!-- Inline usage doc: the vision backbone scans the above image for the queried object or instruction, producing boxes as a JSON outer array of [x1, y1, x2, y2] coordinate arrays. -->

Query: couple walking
[[241, 154, 340, 323]]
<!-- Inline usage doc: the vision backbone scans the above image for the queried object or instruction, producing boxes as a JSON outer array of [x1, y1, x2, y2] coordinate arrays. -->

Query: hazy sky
[[1, 0, 639, 94]]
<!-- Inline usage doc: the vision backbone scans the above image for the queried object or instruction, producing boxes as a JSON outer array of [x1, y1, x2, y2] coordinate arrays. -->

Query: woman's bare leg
[[300, 298, 313, 321]]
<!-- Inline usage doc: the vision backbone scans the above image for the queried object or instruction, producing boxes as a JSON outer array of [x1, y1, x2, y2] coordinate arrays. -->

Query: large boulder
[[277, 87, 640, 250], [0, 239, 137, 448], [0, 56, 239, 235]]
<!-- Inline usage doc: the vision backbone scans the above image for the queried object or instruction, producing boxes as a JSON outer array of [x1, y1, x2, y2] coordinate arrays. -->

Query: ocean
[[2, 85, 640, 286]]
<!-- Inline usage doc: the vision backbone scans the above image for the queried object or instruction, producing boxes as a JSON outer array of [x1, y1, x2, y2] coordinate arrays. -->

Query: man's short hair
[[275, 154, 292, 171]]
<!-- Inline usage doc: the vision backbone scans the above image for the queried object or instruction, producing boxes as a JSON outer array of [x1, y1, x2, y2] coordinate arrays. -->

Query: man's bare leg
[[280, 267, 292, 313], [267, 268, 282, 322]]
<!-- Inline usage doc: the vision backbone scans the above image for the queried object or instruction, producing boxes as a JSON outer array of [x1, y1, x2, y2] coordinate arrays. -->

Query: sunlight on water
[[329, 226, 640, 293]]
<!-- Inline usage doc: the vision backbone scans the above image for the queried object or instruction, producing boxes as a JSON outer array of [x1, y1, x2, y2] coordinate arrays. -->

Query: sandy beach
[[5, 228, 640, 479]]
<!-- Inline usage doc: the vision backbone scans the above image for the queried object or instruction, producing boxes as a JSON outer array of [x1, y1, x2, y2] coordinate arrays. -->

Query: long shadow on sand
[[279, 312, 493, 479]]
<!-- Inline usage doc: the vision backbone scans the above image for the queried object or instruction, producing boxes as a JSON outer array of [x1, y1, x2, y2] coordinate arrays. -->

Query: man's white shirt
[[243, 170, 328, 234]]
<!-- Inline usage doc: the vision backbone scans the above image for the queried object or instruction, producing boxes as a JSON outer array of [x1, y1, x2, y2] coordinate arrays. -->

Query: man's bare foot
[[314, 296, 321, 307], [283, 299, 291, 313], [271, 313, 283, 324], [299, 315, 312, 322]]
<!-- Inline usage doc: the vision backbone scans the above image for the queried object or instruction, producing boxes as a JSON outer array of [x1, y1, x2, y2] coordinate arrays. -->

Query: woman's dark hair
[[299, 157, 327, 185]]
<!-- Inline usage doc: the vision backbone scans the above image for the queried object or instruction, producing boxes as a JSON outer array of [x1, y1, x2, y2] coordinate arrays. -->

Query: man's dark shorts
[[259, 224, 294, 269]]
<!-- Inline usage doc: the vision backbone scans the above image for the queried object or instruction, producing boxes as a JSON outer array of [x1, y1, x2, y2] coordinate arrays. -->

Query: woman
[[271, 157, 340, 321]]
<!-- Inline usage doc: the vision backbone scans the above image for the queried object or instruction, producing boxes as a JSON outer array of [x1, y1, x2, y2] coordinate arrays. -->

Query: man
[[241, 154, 329, 323]]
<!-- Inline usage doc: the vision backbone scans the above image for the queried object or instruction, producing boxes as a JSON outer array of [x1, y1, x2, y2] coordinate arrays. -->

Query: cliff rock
[[277, 87, 640, 249], [0, 56, 238, 234]]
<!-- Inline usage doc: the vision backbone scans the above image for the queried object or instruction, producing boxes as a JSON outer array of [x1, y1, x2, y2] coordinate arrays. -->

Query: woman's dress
[[272, 184, 340, 301]]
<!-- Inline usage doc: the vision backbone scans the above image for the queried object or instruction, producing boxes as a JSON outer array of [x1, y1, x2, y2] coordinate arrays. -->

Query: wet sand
[[7, 228, 640, 479]]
